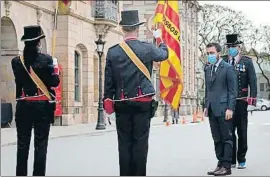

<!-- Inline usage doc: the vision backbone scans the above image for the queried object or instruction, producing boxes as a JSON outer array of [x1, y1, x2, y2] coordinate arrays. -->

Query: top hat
[[225, 34, 243, 45], [119, 10, 145, 27], [21, 25, 45, 42]]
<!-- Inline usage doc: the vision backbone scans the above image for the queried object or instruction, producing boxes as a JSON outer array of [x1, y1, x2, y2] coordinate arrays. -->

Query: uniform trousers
[[208, 106, 233, 169], [232, 100, 248, 164], [115, 101, 152, 176], [15, 101, 53, 176]]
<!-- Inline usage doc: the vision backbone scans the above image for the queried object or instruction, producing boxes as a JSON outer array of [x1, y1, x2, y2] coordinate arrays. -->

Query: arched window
[[74, 51, 80, 102]]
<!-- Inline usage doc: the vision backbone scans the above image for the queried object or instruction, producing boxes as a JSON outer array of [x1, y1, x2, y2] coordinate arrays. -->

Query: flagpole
[[52, 1, 59, 56]]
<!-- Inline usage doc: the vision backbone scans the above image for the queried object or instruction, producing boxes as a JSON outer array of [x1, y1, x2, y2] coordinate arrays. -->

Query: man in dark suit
[[223, 34, 257, 169], [103, 10, 168, 176], [204, 43, 237, 176]]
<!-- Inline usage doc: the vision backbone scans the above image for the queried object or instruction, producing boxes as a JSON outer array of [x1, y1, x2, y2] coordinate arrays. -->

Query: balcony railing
[[91, 0, 118, 25]]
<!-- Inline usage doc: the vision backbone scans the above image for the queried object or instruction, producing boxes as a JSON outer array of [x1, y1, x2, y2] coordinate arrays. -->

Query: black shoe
[[207, 167, 220, 175], [176, 120, 178, 124], [213, 167, 231, 176], [172, 120, 175, 124]]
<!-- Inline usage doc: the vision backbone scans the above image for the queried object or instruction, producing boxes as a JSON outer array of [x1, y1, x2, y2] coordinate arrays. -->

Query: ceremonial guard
[[223, 34, 257, 169], [11, 25, 60, 176], [103, 10, 168, 176]]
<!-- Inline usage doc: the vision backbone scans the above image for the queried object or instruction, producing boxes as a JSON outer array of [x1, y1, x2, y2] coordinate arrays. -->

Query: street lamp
[[95, 35, 106, 130]]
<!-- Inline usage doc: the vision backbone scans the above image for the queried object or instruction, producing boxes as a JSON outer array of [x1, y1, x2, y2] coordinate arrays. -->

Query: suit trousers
[[115, 101, 152, 176], [15, 101, 53, 176], [232, 100, 248, 164], [208, 106, 233, 169]]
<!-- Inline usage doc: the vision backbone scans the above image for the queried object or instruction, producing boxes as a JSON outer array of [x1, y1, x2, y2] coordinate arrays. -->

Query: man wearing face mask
[[204, 43, 237, 176], [223, 34, 257, 169]]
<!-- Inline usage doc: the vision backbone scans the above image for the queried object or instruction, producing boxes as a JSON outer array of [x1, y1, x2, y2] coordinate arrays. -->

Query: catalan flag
[[58, 0, 71, 14], [153, 0, 165, 24], [154, 0, 183, 110], [61, 0, 70, 6]]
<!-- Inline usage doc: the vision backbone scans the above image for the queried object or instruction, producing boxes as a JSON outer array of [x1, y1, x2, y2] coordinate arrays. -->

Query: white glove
[[52, 57, 58, 66], [153, 29, 162, 38], [106, 112, 116, 126], [108, 112, 116, 121]]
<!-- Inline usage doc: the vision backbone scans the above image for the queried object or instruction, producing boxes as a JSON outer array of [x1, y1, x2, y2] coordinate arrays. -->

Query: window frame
[[74, 50, 81, 102]]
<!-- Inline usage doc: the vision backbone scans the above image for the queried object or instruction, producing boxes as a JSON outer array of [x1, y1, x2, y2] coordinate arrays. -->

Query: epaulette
[[141, 40, 151, 44], [221, 55, 228, 59], [108, 43, 119, 50], [242, 55, 252, 60], [40, 53, 51, 58]]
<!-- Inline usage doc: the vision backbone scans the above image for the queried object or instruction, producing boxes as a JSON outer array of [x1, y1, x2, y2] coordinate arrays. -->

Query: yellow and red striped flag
[[58, 0, 71, 14], [153, 0, 165, 24], [154, 0, 184, 110]]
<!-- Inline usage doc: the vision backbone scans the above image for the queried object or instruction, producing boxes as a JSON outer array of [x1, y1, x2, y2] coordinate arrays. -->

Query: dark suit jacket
[[103, 40, 168, 101], [204, 60, 237, 117], [222, 55, 257, 99]]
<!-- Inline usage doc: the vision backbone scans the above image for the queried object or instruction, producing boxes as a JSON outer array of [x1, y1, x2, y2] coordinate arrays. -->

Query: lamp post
[[95, 35, 106, 130]]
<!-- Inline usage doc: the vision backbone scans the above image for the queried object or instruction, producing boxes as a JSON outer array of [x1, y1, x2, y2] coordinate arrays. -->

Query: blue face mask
[[228, 47, 239, 57], [208, 54, 217, 64]]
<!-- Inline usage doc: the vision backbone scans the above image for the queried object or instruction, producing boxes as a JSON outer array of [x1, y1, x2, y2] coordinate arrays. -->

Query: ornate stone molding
[[36, 8, 43, 25], [4, 0, 12, 17], [94, 24, 111, 39]]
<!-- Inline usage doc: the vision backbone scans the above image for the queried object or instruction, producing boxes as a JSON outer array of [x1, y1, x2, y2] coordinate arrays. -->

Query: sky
[[199, 1, 270, 26]]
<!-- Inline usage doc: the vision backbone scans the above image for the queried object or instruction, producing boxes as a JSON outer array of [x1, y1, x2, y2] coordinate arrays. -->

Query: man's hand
[[204, 108, 208, 117], [52, 57, 58, 66], [225, 109, 233, 120], [153, 29, 162, 39]]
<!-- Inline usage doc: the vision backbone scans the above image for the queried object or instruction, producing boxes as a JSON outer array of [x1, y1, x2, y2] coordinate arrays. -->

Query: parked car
[[255, 98, 270, 111]]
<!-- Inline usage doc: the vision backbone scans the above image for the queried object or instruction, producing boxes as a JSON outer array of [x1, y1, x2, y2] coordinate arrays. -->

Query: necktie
[[231, 58, 235, 66], [211, 65, 216, 77]]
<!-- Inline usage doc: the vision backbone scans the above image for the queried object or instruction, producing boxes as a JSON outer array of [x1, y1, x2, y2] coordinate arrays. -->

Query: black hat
[[119, 10, 145, 27], [225, 34, 243, 45], [21, 25, 45, 42]]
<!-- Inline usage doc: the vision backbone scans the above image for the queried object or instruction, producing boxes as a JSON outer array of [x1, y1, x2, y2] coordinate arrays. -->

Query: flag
[[154, 1, 183, 110], [58, 0, 71, 14], [153, 0, 165, 24], [62, 0, 70, 5]]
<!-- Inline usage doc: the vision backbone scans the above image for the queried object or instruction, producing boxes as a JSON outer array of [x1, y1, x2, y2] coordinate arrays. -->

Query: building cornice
[[17, 1, 54, 15], [16, 1, 122, 36]]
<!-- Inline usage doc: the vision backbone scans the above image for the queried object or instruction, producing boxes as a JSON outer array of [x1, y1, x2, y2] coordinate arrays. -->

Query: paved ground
[[1, 116, 192, 147], [1, 111, 270, 176]]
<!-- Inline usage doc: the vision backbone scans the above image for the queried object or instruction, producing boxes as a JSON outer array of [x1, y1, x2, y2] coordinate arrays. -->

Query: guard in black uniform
[[103, 10, 168, 176], [223, 34, 257, 169], [11, 25, 60, 176]]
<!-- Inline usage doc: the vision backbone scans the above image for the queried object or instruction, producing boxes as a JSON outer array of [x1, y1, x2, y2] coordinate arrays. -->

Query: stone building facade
[[123, 0, 201, 115], [1, 1, 124, 125]]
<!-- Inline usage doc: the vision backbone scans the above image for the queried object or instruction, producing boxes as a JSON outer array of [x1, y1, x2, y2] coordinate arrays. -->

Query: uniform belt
[[236, 97, 256, 105], [131, 96, 152, 102], [17, 95, 49, 101]]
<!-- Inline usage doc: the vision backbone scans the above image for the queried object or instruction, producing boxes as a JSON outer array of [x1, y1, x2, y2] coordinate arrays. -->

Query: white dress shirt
[[228, 54, 241, 65]]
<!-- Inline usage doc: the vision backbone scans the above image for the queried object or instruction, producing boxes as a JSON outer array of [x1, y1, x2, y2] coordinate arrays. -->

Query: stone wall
[[1, 1, 123, 125]]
